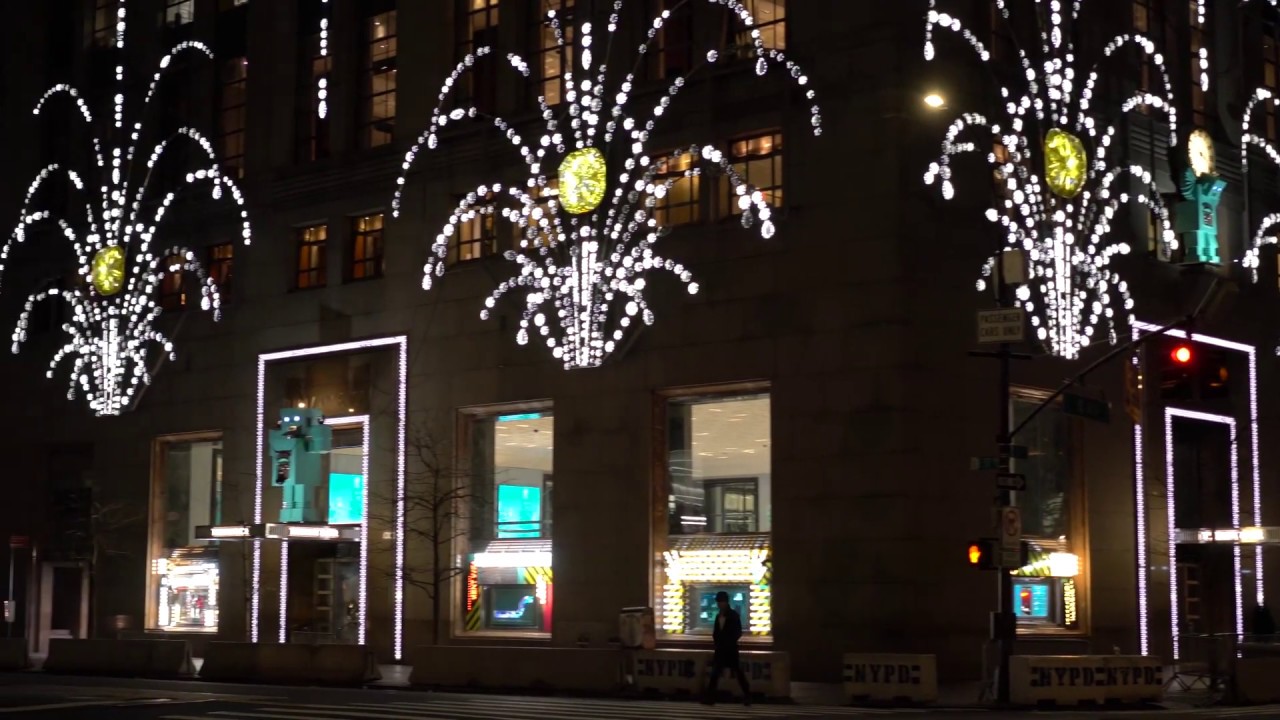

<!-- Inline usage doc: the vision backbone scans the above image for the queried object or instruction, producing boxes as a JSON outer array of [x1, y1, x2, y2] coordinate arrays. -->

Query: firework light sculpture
[[2, 0, 252, 416], [1240, 87, 1280, 279], [923, 0, 1179, 360], [394, 0, 821, 369]]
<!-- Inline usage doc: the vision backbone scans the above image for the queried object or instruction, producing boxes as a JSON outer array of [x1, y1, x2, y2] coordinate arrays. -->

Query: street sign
[[996, 473, 1027, 491], [999, 506, 1021, 550], [997, 444, 1028, 460], [999, 547, 1023, 568], [1064, 392, 1110, 424], [8, 536, 27, 549], [977, 309, 1026, 344], [971, 456, 999, 471]]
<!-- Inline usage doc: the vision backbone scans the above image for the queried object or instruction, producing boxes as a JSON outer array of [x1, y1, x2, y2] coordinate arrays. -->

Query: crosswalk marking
[[159, 695, 929, 720]]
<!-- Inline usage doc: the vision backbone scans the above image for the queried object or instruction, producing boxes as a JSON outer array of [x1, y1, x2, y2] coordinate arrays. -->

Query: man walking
[[704, 590, 751, 706]]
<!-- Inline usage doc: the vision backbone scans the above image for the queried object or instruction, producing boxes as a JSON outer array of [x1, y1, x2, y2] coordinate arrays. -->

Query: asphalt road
[[0, 674, 1274, 719]]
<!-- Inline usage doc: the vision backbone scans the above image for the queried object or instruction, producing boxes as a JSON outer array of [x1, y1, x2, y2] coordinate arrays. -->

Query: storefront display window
[[1011, 392, 1081, 631], [461, 408, 554, 635], [658, 391, 772, 637], [149, 436, 222, 632]]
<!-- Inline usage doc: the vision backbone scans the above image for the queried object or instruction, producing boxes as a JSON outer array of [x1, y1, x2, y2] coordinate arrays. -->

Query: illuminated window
[[147, 435, 223, 633], [163, 0, 194, 27], [1132, 0, 1175, 117], [452, 194, 501, 264], [296, 224, 327, 290], [207, 242, 234, 296], [993, 142, 1013, 200], [92, 0, 117, 47], [349, 213, 384, 281], [729, 0, 785, 52], [1010, 390, 1082, 631], [648, 0, 693, 79], [653, 150, 701, 226], [533, 0, 573, 106], [159, 255, 187, 311], [299, 26, 332, 162], [659, 390, 772, 637], [719, 131, 783, 218], [218, 57, 248, 179], [460, 406, 555, 636], [361, 10, 398, 148], [457, 0, 500, 112], [516, 180, 559, 249]]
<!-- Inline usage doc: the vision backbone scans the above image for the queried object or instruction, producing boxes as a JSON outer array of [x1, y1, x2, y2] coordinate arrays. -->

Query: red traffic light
[[968, 544, 983, 565], [1171, 345, 1193, 365]]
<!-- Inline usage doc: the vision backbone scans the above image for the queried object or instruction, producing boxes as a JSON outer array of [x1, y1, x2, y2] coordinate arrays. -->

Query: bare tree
[[63, 498, 144, 637]]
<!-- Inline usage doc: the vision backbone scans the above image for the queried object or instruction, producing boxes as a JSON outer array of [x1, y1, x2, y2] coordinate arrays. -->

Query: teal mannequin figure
[[269, 407, 333, 523], [1175, 129, 1226, 265]]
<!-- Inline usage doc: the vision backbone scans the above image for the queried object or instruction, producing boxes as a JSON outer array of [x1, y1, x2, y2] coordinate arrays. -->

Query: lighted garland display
[[394, 0, 821, 369], [1241, 87, 1280, 279], [2, 0, 252, 416], [923, 0, 1178, 360]]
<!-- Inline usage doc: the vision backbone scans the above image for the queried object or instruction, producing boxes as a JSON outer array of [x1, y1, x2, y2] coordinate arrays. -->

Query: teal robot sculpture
[[269, 408, 333, 523], [1175, 129, 1226, 265]]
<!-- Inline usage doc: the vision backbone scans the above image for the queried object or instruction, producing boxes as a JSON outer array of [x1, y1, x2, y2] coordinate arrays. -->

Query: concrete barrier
[[0, 638, 29, 671], [409, 646, 622, 692], [625, 649, 790, 699], [842, 653, 937, 703], [1235, 657, 1280, 704], [43, 639, 194, 678], [1009, 655, 1163, 706], [198, 642, 380, 685]]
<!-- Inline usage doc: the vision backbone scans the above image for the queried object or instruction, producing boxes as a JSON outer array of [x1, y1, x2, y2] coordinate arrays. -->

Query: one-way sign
[[977, 309, 1026, 344], [996, 473, 1027, 491]]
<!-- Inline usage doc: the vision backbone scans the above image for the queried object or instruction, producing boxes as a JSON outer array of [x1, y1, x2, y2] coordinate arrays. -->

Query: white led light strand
[[393, 0, 821, 369], [278, 539, 289, 643], [2, 0, 253, 416], [252, 337, 407, 654], [923, 0, 1178, 360], [1239, 88, 1280, 280], [317, 0, 330, 120]]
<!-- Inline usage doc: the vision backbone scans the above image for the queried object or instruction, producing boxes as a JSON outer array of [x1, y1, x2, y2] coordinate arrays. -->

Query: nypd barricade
[[842, 653, 938, 703], [627, 649, 790, 698], [1009, 655, 1163, 706]]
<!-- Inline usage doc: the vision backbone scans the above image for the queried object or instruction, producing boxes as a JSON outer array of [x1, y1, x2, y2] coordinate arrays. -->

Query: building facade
[[0, 0, 1277, 682]]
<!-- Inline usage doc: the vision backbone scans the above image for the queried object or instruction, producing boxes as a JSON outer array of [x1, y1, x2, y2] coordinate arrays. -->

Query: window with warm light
[[207, 243, 234, 296], [219, 57, 248, 179], [659, 390, 772, 637], [457, 0, 500, 112], [162, 0, 194, 27], [349, 213, 385, 281], [459, 406, 555, 636], [517, 180, 559, 249], [648, 0, 693, 79], [1010, 390, 1083, 632], [1132, 0, 1176, 117], [159, 255, 187, 311], [719, 131, 783, 218], [296, 224, 327, 290], [653, 150, 701, 227], [452, 194, 501, 264], [729, 0, 784, 52], [148, 435, 223, 633], [361, 10, 398, 148], [533, 0, 574, 106], [92, 0, 118, 47]]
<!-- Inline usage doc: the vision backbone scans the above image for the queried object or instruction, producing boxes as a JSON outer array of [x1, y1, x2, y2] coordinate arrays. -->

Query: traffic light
[[967, 538, 999, 570], [1199, 348, 1230, 400], [1159, 340, 1196, 401], [1171, 344, 1193, 365]]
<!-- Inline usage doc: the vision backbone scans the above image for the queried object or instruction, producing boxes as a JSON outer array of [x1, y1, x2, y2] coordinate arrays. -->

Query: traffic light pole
[[994, 266, 1014, 705]]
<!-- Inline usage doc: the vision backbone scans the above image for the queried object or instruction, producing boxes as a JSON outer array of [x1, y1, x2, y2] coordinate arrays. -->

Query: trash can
[[619, 606, 656, 650]]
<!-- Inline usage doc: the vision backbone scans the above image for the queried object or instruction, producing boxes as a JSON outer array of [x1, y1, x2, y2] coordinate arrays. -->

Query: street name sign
[[977, 309, 1026, 344]]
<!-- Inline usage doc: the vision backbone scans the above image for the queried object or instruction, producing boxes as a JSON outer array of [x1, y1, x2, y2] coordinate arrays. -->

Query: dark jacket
[[712, 606, 743, 663]]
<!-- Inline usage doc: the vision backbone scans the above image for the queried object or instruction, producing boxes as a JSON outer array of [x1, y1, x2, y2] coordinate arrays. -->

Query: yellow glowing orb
[[91, 245, 125, 296], [558, 147, 607, 215], [1044, 128, 1087, 199]]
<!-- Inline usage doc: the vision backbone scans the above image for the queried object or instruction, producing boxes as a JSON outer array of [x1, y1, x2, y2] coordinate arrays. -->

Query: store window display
[[149, 436, 222, 632], [658, 391, 772, 637], [461, 409, 554, 635]]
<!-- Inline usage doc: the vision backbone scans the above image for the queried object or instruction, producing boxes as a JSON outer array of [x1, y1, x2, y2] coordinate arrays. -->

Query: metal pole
[[6, 546, 12, 638], [995, 259, 1014, 705]]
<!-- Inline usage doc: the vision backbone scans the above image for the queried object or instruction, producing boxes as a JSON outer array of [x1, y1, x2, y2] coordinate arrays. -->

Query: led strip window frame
[[1131, 321, 1261, 659], [252, 336, 408, 660]]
